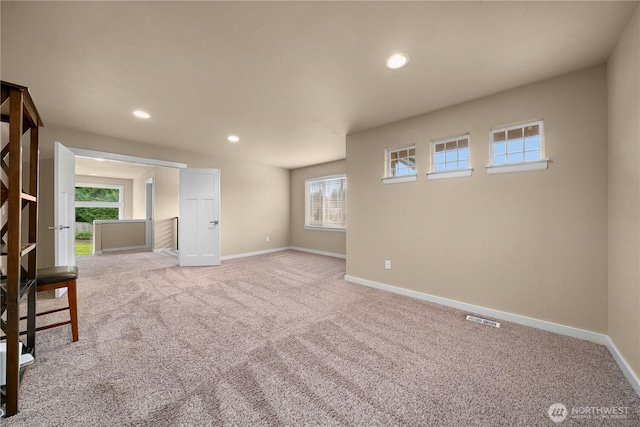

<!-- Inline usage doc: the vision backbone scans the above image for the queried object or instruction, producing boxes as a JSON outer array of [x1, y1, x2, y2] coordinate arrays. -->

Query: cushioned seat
[[37, 266, 78, 285], [35, 266, 79, 342]]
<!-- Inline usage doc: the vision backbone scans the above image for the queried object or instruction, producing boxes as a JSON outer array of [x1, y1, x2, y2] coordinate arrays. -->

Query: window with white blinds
[[305, 175, 346, 230]]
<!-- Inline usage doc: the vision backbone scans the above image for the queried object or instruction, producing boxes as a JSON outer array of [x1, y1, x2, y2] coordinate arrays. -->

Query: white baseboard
[[606, 337, 640, 397], [221, 246, 346, 261], [345, 275, 607, 344], [289, 246, 346, 259], [344, 274, 640, 397], [153, 248, 176, 253], [221, 247, 290, 261], [101, 245, 148, 253]]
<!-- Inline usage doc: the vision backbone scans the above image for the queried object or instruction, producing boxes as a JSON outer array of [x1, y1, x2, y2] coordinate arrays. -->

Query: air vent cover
[[466, 315, 500, 328]]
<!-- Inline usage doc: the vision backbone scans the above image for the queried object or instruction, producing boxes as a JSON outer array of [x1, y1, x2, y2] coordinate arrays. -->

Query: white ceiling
[[1, 1, 637, 170]]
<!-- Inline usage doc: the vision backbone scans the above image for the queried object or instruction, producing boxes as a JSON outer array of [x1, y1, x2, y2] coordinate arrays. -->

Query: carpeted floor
[[3, 250, 639, 426]]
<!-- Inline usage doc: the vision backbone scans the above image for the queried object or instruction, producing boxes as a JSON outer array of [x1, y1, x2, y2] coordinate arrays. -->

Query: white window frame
[[427, 134, 473, 180], [75, 183, 124, 219], [382, 145, 417, 184], [304, 174, 346, 232], [486, 120, 548, 175]]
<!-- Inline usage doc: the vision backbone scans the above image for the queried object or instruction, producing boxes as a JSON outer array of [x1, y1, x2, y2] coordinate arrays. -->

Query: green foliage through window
[[75, 231, 93, 240], [75, 187, 120, 202]]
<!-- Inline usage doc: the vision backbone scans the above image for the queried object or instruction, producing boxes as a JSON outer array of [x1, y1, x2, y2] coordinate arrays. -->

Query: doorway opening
[[56, 145, 186, 260], [74, 183, 123, 256]]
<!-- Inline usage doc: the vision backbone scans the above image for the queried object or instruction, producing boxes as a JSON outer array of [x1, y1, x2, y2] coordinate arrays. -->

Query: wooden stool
[[33, 266, 79, 342]]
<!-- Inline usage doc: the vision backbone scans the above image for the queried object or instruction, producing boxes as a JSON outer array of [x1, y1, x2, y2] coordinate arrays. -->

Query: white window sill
[[486, 159, 549, 175], [381, 175, 417, 185], [427, 168, 473, 180], [304, 226, 346, 233]]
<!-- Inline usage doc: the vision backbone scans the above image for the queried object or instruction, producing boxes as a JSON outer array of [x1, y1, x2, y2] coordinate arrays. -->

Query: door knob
[[210, 220, 219, 225], [60, 225, 71, 230], [48, 226, 58, 230]]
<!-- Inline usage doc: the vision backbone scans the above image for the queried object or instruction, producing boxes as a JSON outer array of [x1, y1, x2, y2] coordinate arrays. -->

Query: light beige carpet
[[4, 250, 639, 425]]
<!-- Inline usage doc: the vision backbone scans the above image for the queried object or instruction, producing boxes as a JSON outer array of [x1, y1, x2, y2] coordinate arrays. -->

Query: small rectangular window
[[491, 121, 543, 166], [432, 135, 470, 172], [387, 146, 416, 177], [305, 175, 346, 230], [427, 134, 473, 180]]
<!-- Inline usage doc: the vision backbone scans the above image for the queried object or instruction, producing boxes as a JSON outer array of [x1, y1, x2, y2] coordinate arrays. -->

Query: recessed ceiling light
[[227, 135, 240, 143], [385, 53, 409, 70], [133, 110, 151, 119], [90, 173, 98, 176], [95, 158, 106, 162]]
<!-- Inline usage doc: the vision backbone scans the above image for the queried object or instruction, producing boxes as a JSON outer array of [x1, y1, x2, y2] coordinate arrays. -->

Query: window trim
[[486, 120, 548, 174], [382, 175, 417, 184], [75, 183, 124, 219], [427, 134, 473, 180], [304, 174, 346, 231], [384, 145, 417, 182], [486, 159, 548, 175], [427, 168, 473, 180]]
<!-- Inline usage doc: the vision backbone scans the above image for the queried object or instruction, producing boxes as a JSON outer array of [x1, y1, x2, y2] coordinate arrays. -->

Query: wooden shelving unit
[[0, 81, 42, 417]]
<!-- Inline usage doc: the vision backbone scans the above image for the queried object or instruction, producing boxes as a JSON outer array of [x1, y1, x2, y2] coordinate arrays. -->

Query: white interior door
[[179, 168, 220, 266], [54, 141, 76, 296]]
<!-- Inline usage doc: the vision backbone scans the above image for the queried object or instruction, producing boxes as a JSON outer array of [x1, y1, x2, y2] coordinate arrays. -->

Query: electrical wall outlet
[[266, 236, 270, 242], [385, 260, 391, 269]]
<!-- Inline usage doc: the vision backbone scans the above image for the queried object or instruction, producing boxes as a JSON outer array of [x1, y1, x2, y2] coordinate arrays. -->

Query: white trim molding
[[606, 337, 640, 397], [153, 248, 177, 253], [382, 175, 417, 185], [486, 159, 549, 175], [304, 226, 346, 233], [102, 245, 148, 253], [344, 274, 640, 396], [71, 148, 187, 169], [289, 246, 346, 259], [344, 275, 607, 343], [221, 246, 346, 261], [427, 168, 473, 180], [221, 247, 290, 261]]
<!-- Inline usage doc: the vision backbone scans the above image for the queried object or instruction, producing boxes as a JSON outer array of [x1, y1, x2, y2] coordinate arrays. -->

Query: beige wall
[[130, 166, 179, 250], [152, 167, 179, 250], [608, 6, 640, 378], [346, 65, 609, 333], [132, 168, 153, 219], [75, 175, 134, 219], [37, 124, 290, 265], [94, 221, 146, 252], [37, 158, 55, 268], [290, 160, 346, 256]]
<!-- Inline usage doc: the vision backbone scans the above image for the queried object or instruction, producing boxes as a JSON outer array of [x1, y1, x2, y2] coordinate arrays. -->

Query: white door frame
[[69, 148, 187, 170], [54, 141, 76, 268], [145, 178, 154, 249], [54, 148, 187, 259], [54, 142, 76, 297]]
